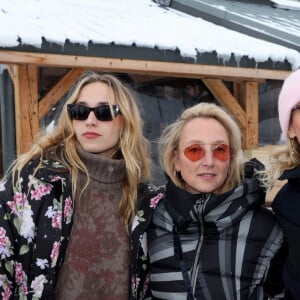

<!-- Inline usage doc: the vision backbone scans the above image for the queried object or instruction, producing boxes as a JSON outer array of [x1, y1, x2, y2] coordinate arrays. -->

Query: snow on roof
[[270, 0, 300, 10], [0, 0, 300, 70]]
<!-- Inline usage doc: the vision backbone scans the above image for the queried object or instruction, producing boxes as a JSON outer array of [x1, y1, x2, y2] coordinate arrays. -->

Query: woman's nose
[[201, 149, 214, 166], [85, 111, 97, 126]]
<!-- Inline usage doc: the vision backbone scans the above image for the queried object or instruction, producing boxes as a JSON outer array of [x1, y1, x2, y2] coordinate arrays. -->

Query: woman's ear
[[173, 149, 180, 172]]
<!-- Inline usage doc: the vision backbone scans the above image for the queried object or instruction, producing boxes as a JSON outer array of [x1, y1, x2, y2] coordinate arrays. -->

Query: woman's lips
[[82, 132, 101, 138], [198, 173, 216, 179]]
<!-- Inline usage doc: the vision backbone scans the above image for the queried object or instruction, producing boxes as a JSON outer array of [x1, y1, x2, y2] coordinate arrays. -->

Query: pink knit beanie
[[278, 69, 300, 138]]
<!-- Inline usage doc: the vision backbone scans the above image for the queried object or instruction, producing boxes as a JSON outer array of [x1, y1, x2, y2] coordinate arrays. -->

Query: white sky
[[0, 0, 300, 70]]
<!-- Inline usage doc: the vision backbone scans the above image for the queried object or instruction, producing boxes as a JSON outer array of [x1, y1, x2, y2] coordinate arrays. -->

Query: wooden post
[[240, 81, 259, 148], [13, 64, 39, 154]]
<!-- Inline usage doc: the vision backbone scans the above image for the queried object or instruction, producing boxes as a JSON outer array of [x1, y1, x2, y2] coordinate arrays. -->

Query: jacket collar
[[280, 166, 300, 184], [165, 176, 265, 229]]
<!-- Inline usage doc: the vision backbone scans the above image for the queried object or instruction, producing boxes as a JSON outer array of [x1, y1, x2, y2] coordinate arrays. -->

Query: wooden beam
[[201, 78, 247, 129], [6, 64, 15, 83], [233, 82, 241, 102], [13, 64, 39, 154], [39, 68, 86, 118], [240, 81, 259, 148], [0, 50, 291, 81]]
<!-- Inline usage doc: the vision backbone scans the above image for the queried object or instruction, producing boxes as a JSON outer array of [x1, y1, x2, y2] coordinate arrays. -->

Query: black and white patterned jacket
[[147, 176, 287, 300]]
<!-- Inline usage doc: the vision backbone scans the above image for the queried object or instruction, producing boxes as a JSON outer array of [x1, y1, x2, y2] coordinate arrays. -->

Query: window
[[40, 70, 284, 185]]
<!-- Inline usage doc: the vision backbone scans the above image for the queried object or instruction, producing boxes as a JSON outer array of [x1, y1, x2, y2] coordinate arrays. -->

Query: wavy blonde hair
[[159, 102, 247, 194], [260, 137, 300, 190], [7, 71, 151, 225]]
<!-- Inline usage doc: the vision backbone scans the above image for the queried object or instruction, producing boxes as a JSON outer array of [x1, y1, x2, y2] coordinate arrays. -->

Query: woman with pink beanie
[[261, 69, 300, 299]]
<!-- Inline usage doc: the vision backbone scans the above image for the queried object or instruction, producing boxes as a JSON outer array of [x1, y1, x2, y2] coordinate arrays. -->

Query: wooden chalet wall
[[0, 50, 291, 155]]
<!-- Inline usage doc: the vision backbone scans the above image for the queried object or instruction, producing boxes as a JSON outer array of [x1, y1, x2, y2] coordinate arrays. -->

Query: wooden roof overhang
[[0, 48, 291, 155]]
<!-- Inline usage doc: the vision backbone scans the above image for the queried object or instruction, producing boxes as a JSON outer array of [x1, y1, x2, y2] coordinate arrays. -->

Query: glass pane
[[258, 80, 283, 145]]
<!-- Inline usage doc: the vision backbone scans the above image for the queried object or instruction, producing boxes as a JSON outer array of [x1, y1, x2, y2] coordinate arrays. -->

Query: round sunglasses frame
[[182, 144, 230, 162]]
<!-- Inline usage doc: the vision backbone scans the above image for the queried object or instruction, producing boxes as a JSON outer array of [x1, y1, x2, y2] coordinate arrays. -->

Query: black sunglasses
[[67, 104, 121, 121]]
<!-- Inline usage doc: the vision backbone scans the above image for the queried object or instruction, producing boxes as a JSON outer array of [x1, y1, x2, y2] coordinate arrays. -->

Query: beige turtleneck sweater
[[55, 145, 129, 300]]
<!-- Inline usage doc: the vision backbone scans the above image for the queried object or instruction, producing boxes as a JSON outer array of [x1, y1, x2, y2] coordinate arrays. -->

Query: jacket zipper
[[190, 193, 210, 294]]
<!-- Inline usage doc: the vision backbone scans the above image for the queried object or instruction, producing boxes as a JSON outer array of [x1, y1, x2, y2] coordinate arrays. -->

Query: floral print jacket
[[0, 156, 165, 300], [130, 183, 165, 300], [0, 157, 74, 299]]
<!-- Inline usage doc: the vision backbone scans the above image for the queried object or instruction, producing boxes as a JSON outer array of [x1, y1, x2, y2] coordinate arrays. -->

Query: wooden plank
[[14, 64, 39, 154], [233, 82, 241, 102], [39, 68, 86, 118], [201, 78, 247, 129], [13, 66, 23, 155], [0, 50, 291, 80], [240, 81, 259, 148]]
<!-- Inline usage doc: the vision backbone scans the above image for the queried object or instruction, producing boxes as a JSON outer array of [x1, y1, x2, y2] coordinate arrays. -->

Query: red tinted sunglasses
[[183, 144, 230, 162]]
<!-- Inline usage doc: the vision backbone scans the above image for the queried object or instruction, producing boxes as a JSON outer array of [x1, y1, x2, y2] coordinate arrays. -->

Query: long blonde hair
[[6, 71, 151, 225], [159, 102, 247, 193], [260, 137, 300, 190]]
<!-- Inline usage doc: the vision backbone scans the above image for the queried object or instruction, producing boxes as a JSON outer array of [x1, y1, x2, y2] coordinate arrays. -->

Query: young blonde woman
[[146, 102, 287, 299], [0, 71, 158, 299], [261, 69, 300, 300]]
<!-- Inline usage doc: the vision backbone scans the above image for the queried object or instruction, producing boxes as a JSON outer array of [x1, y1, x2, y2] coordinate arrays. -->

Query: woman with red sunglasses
[[145, 102, 287, 299], [0, 71, 160, 299]]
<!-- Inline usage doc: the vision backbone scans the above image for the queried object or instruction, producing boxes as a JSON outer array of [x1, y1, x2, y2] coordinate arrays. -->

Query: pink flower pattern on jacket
[[0, 157, 74, 299], [150, 193, 164, 208], [130, 189, 165, 299]]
